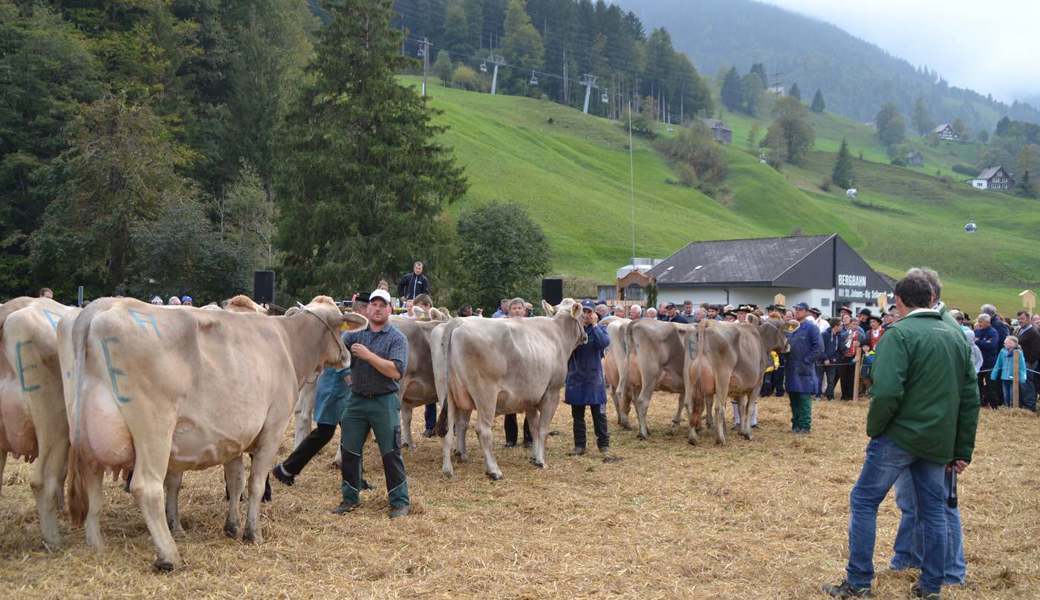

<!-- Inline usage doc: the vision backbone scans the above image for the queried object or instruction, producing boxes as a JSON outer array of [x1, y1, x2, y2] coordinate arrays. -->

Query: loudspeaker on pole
[[541, 278, 563, 306], [254, 270, 275, 305]]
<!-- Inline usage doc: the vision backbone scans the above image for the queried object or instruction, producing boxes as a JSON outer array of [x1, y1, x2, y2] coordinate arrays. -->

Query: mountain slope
[[623, 0, 1040, 132], [406, 77, 1040, 310]]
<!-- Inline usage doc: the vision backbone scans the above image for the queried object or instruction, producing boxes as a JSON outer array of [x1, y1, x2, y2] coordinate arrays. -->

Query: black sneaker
[[600, 449, 622, 463], [504, 441, 517, 448], [910, 584, 941, 599], [330, 501, 359, 515], [422, 429, 435, 438], [821, 580, 873, 598], [567, 447, 586, 456], [271, 464, 295, 486], [388, 505, 410, 519]]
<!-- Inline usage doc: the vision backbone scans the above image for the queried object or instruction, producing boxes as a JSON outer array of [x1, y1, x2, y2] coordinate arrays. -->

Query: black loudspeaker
[[253, 270, 275, 305], [541, 278, 563, 306]]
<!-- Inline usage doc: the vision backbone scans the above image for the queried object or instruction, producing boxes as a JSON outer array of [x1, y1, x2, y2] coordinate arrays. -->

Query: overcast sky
[[763, 0, 1040, 103]]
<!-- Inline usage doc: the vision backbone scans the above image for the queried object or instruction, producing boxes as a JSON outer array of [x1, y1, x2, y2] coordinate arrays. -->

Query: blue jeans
[[846, 436, 947, 594], [891, 471, 966, 585], [424, 402, 437, 430]]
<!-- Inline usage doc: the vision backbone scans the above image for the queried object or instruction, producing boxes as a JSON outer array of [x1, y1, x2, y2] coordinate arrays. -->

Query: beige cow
[[0, 297, 79, 548], [600, 317, 641, 428], [434, 301, 586, 480], [617, 319, 690, 439], [62, 295, 366, 570], [680, 317, 789, 445], [393, 310, 449, 448]]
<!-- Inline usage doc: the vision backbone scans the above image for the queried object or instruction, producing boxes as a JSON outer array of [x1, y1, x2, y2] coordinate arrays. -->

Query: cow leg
[[0, 450, 6, 496], [30, 426, 69, 549], [455, 408, 471, 461], [714, 376, 730, 445], [401, 404, 414, 449], [671, 394, 685, 431], [128, 433, 180, 571], [531, 392, 560, 468], [634, 383, 653, 440], [441, 400, 456, 478], [163, 471, 185, 537], [243, 437, 279, 545], [293, 381, 316, 451], [526, 407, 544, 468], [475, 407, 502, 481], [223, 456, 245, 538], [82, 465, 106, 550]]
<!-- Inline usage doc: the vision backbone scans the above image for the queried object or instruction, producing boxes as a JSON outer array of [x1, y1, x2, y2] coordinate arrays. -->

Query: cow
[[61, 295, 367, 570], [434, 300, 586, 480], [617, 319, 690, 439], [0, 297, 79, 548], [600, 317, 639, 427], [680, 316, 789, 445], [393, 310, 449, 449]]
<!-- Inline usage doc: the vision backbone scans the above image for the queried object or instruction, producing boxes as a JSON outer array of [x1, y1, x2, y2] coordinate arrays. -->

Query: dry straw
[[0, 396, 1036, 599]]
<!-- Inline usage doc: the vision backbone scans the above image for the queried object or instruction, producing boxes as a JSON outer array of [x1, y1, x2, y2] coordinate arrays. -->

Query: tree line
[[0, 0, 550, 309]]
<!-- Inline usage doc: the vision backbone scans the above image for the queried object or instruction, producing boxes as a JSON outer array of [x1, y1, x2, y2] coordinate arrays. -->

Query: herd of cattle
[[0, 294, 790, 570]]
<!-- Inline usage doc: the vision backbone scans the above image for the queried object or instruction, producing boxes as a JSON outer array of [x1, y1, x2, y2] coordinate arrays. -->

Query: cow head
[[553, 299, 587, 349], [304, 295, 368, 368], [759, 318, 790, 354]]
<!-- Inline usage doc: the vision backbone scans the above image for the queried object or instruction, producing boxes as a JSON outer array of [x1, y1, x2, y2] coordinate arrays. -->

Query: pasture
[[0, 395, 1035, 599]]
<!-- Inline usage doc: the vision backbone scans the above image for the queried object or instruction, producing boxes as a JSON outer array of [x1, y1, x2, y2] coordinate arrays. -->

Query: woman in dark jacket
[[785, 303, 823, 432], [820, 319, 843, 400], [564, 300, 620, 462]]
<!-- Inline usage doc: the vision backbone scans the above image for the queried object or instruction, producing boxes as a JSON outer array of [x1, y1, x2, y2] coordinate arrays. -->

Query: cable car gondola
[[479, 60, 488, 73], [601, 91, 609, 103], [529, 71, 538, 86]]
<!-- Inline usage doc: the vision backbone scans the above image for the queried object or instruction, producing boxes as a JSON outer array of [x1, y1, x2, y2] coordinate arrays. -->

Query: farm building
[[905, 150, 924, 166], [639, 234, 892, 316], [701, 118, 733, 144], [933, 123, 959, 141], [971, 166, 1014, 191]]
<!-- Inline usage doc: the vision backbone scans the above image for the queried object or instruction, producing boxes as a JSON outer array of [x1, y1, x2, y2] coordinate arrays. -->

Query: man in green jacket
[[823, 274, 980, 600]]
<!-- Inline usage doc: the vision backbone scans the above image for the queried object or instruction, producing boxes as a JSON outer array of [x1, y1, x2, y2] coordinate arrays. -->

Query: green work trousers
[[340, 392, 409, 508], [789, 392, 813, 431]]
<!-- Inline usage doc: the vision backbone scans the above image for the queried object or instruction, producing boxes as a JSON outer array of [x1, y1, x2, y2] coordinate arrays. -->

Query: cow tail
[[694, 320, 715, 396], [433, 320, 463, 438], [67, 306, 97, 526], [618, 321, 636, 395]]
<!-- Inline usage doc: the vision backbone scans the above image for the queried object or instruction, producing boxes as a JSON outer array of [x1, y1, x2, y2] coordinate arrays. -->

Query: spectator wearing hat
[[837, 313, 867, 400], [973, 314, 1000, 408], [150, 296, 163, 305], [397, 261, 430, 301], [866, 314, 884, 351], [761, 304, 788, 398], [786, 302, 822, 433], [565, 300, 620, 462], [180, 295, 193, 307], [820, 319, 843, 400], [663, 303, 689, 324]]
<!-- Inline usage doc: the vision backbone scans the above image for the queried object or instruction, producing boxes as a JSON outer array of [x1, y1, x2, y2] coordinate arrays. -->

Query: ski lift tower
[[580, 74, 598, 114], [485, 53, 506, 95]]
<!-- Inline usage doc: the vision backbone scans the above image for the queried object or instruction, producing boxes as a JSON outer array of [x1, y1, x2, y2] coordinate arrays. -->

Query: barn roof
[[933, 123, 953, 133], [647, 235, 833, 287], [977, 166, 1005, 180]]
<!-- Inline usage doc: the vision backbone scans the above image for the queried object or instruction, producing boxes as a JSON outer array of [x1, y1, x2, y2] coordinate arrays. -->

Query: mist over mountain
[[623, 0, 1040, 131]]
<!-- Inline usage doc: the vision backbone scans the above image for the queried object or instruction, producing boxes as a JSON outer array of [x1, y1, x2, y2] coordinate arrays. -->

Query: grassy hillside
[[404, 77, 1040, 312]]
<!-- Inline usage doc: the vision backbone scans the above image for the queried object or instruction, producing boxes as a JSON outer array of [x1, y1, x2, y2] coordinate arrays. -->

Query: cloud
[[763, 0, 1040, 102]]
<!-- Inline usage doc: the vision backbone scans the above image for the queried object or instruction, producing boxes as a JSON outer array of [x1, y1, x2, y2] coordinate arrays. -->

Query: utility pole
[[562, 50, 568, 105], [420, 37, 430, 97], [580, 74, 598, 114]]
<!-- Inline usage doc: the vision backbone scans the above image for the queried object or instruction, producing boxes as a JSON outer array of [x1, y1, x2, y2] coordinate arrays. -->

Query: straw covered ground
[[0, 395, 1036, 599]]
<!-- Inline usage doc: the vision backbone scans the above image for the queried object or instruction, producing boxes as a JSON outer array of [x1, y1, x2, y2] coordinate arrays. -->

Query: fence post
[[1013, 348, 1021, 409], [852, 344, 863, 402]]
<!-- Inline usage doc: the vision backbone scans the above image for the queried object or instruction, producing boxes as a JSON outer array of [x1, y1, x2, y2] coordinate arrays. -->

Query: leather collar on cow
[[301, 307, 345, 358]]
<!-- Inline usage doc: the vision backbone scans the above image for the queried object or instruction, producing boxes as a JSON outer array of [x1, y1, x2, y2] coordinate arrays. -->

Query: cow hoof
[[441, 469, 454, 479], [171, 526, 186, 538], [529, 458, 544, 469], [242, 529, 262, 544], [486, 471, 502, 481], [637, 432, 649, 441], [687, 437, 698, 446], [153, 559, 176, 572], [741, 432, 752, 441], [223, 523, 238, 539]]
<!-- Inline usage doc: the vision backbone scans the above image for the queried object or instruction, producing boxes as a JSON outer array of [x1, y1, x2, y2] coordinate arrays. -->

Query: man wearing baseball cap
[[335, 288, 411, 518], [786, 302, 823, 433], [564, 300, 620, 462]]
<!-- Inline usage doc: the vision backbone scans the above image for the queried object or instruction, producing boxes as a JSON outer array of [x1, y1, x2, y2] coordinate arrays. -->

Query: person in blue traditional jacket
[[785, 302, 823, 433], [564, 300, 621, 463]]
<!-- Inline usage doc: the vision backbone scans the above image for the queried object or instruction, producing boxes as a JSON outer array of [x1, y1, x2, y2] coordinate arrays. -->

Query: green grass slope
[[405, 77, 1039, 311]]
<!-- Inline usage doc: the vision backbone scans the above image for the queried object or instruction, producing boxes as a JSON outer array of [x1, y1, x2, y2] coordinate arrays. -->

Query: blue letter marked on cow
[[15, 340, 41, 393], [100, 336, 131, 404], [127, 308, 161, 338], [41, 308, 61, 331]]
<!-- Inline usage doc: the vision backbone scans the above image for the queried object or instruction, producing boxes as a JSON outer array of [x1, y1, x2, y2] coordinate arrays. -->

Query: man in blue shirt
[[786, 302, 822, 433], [334, 289, 411, 518]]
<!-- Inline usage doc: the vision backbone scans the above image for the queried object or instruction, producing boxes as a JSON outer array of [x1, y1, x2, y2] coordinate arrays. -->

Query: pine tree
[[501, 0, 543, 95], [875, 102, 906, 147], [788, 83, 801, 101], [276, 0, 467, 299], [810, 89, 826, 113], [911, 96, 933, 136], [750, 63, 768, 84], [434, 49, 453, 85], [742, 72, 765, 116], [720, 67, 744, 112], [832, 138, 854, 189], [441, 0, 471, 59]]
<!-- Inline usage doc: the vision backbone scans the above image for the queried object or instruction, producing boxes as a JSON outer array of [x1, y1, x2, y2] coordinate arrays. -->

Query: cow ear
[[413, 306, 428, 321], [341, 312, 369, 331], [542, 300, 556, 316], [569, 301, 582, 319], [747, 314, 761, 325]]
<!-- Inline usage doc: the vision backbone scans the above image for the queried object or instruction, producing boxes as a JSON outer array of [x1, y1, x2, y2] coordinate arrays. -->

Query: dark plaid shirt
[[342, 325, 408, 397]]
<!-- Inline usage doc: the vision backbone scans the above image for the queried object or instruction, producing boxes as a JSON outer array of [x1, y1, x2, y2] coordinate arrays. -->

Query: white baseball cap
[[369, 289, 393, 305]]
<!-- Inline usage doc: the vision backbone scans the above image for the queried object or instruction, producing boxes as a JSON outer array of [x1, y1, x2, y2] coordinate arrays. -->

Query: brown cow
[[680, 317, 789, 445], [433, 301, 586, 480], [617, 319, 689, 439], [61, 296, 367, 570], [0, 297, 79, 548]]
